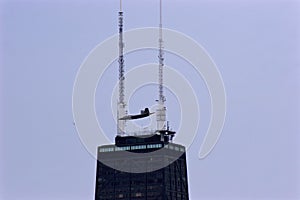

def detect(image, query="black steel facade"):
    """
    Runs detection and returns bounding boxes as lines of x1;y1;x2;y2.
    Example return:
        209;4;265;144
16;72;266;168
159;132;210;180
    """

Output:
94;134;189;200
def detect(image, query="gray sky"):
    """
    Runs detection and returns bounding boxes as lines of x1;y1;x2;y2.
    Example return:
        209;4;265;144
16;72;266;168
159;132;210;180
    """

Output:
1;0;300;199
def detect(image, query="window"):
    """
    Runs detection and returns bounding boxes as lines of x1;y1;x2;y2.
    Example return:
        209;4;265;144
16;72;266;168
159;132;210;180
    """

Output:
115;146;130;151
131;145;146;150
99;147;114;152
147;144;162;149
135;192;142;197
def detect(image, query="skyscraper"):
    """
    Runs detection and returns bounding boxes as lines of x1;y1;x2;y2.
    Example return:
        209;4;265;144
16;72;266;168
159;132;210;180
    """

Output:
94;1;189;199
94;134;189;200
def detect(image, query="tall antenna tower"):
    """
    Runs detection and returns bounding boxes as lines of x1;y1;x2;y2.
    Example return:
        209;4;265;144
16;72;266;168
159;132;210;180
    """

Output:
156;0;167;130
117;0;126;135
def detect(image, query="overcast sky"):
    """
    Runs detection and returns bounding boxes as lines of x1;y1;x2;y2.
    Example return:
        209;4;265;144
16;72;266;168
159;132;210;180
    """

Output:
1;0;300;199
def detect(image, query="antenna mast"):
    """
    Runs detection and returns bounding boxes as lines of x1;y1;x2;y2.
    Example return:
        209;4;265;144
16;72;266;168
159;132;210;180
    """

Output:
156;0;167;130
158;0;164;103
117;0;126;135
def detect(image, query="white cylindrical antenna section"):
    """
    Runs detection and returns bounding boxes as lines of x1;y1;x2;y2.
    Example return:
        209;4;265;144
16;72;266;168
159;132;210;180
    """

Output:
160;0;162;26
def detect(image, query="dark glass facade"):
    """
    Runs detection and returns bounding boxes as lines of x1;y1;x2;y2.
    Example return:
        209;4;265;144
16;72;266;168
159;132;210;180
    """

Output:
94;134;189;200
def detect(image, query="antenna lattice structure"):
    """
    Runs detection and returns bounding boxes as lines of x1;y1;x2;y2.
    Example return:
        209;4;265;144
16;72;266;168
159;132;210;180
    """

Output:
156;0;167;130
158;0;165;103
117;0;126;135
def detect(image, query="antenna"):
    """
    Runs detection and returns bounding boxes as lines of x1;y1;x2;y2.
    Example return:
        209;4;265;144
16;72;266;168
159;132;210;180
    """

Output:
117;0;126;135
158;0;164;103
156;0;167;130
